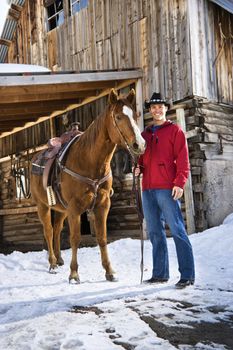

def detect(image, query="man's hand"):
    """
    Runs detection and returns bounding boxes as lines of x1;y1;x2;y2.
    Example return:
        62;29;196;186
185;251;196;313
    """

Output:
172;186;183;200
133;166;141;177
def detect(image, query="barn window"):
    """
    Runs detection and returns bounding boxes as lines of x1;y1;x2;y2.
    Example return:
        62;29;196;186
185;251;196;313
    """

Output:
70;0;88;15
46;0;64;31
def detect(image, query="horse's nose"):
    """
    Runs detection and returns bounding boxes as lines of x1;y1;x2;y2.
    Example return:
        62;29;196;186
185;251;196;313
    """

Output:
132;142;139;150
132;140;146;154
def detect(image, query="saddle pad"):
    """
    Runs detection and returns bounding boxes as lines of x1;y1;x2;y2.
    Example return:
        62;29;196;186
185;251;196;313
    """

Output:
31;150;48;176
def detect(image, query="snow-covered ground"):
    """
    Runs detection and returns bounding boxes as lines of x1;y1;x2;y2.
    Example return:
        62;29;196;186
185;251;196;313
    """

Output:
0;214;233;350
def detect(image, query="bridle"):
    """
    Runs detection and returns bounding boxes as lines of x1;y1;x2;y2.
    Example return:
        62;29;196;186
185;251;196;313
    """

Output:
110;105;138;161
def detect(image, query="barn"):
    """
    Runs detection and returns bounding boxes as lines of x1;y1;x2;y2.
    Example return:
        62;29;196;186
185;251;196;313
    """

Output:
0;0;232;252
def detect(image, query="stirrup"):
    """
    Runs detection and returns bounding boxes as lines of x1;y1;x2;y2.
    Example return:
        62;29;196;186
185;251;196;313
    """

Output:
46;186;56;206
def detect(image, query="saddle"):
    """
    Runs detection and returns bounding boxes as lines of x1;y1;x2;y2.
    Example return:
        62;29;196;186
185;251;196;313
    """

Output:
31;130;82;206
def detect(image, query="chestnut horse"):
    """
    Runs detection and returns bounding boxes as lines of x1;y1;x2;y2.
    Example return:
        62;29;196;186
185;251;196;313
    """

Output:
30;89;145;283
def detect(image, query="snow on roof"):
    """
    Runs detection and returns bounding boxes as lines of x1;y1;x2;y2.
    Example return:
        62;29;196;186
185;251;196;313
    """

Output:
0;2;10;37
0;63;51;73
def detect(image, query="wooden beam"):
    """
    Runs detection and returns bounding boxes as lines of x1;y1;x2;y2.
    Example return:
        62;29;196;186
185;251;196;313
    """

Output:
0;113;47;121
0;99;80;115
11;3;23;12
0;90;95;104
0;206;38;216
185;128;200;139
8;7;21;20
0;70;143;87
0;38;12;47
0;144;47;163
176;108;196;234
0;81;117;97
135;78;144;132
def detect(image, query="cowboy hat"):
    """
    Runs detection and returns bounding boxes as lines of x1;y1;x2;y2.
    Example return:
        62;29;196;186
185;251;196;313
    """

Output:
144;92;170;109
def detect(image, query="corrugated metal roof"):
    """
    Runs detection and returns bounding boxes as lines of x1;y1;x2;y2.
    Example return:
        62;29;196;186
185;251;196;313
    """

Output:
0;0;26;62
209;0;233;14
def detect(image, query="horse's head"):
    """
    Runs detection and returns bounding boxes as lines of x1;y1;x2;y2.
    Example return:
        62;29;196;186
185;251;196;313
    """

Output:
107;89;146;157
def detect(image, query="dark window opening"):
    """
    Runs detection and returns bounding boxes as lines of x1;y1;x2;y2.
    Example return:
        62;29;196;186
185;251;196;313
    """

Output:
46;0;64;31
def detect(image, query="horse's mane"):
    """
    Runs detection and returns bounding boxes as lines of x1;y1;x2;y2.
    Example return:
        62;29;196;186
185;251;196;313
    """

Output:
77;107;109;150
74;96;131;151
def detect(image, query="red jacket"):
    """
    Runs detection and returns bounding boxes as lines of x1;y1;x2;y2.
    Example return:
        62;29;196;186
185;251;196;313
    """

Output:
138;121;190;190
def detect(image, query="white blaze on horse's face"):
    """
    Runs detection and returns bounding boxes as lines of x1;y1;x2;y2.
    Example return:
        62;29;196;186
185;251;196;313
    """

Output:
122;105;146;154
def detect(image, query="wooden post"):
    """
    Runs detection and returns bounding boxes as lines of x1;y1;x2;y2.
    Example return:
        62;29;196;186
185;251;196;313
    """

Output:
49;117;56;138
176;108;196;234
135;78;144;131
135;78;147;239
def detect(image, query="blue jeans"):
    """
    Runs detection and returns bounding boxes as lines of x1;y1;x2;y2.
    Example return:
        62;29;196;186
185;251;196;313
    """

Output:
142;189;195;281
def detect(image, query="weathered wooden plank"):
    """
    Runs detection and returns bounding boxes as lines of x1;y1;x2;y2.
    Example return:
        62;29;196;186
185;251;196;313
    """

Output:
204;123;233;136
176;108;196;233
0;206;38;217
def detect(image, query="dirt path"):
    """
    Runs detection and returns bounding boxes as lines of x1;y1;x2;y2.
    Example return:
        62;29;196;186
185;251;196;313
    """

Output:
71;297;233;349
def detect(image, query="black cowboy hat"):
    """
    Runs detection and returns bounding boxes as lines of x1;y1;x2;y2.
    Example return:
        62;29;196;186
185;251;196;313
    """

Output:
144;92;170;109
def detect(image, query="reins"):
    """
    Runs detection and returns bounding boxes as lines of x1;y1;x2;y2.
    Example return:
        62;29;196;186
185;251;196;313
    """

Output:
132;164;144;284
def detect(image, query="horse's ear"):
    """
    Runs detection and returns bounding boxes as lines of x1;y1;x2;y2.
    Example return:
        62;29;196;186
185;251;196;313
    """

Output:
108;89;118;105
126;89;136;105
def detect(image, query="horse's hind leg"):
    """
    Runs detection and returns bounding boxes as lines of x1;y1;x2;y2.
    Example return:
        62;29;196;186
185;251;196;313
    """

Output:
93;207;116;281
53;211;67;266
37;204;57;271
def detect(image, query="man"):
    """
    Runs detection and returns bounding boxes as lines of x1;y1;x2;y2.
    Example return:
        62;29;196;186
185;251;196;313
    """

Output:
135;92;195;288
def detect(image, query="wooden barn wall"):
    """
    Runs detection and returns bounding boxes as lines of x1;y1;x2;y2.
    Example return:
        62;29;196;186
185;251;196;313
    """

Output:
7;0;192;102
0;157;44;252
7;0;232;104
188;0;233;104
175;99;233;230
0;121;51;158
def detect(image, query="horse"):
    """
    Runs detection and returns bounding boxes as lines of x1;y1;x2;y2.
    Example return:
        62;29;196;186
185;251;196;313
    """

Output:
30;88;146;283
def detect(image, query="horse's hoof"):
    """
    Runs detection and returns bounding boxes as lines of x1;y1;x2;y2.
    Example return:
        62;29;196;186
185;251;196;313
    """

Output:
57;257;64;266
49;265;58;274
69;276;80;284
106;273;118;282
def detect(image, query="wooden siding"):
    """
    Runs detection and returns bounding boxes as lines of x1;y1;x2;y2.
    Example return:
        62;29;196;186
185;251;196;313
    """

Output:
174;98;233;230
0;121;51;158
0;156;44;252
6;0;232;104
5;0;190;102
188;0;233;103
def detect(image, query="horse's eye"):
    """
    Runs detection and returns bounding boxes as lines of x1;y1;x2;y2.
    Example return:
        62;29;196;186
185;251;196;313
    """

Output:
116;115;122;121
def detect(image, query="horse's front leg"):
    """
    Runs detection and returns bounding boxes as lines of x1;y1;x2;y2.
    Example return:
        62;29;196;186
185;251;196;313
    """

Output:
37;204;57;271
93;203;117;282
67;212;81;283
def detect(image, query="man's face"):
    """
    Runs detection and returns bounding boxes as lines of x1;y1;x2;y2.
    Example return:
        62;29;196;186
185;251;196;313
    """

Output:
150;103;167;121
